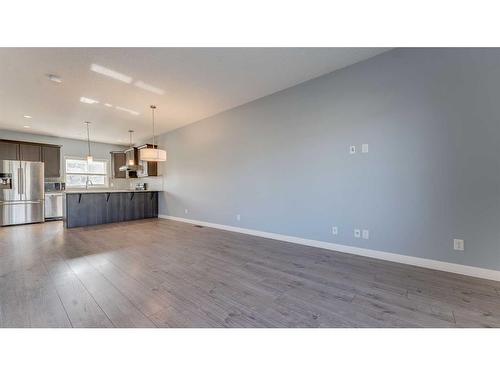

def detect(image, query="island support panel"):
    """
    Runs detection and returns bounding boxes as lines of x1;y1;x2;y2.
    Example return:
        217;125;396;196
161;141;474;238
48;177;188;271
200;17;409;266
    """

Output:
65;192;158;228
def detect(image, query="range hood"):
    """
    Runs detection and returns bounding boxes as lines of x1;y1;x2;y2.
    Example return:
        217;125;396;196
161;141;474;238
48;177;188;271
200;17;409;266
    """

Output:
118;164;141;172
119;147;142;172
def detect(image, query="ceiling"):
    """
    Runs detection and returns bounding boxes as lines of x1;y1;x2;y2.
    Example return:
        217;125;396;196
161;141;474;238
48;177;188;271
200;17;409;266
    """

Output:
0;48;389;145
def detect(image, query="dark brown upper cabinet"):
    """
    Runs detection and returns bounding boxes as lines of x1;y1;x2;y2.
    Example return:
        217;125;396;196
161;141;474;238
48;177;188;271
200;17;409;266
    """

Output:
1;139;61;178
19;143;42;162
0;141;19;160
42;145;61;178
111;151;127;179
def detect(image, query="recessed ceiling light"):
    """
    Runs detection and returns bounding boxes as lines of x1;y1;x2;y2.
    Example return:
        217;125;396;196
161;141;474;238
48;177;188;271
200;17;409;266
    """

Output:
134;80;165;95
45;74;62;83
116;106;140;116
104;103;113;107
90;64;132;84
80;96;99;104
23;115;32;119
23;125;31;128
46;74;62;83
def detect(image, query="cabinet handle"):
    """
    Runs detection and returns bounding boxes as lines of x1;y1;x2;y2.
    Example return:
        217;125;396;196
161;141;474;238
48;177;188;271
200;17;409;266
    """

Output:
106;193;111;202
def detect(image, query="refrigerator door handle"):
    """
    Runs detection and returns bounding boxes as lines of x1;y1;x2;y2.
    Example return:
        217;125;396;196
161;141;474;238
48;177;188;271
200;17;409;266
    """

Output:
18;168;23;196
23;165;26;197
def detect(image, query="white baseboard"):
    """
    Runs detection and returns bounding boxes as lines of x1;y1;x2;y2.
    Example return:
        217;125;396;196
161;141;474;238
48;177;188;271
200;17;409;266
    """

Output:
159;215;500;282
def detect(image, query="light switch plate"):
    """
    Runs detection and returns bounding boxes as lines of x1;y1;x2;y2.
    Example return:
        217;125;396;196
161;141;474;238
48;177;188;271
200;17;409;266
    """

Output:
362;144;369;153
349;145;356;154
332;226;338;235
454;239;465;251
354;229;361;238
362;229;369;239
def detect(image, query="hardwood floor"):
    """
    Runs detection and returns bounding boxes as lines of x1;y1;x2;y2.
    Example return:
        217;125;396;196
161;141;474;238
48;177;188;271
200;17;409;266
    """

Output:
1;218;500;328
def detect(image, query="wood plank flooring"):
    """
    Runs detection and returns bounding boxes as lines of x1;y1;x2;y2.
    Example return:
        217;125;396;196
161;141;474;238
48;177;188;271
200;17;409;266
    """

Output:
1;218;500;328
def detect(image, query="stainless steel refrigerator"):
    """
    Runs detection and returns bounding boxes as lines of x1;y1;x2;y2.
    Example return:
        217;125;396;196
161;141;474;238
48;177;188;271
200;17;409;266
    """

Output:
0;160;44;226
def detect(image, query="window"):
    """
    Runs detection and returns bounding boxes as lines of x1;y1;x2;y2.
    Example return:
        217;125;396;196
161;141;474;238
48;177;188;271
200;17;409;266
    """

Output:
65;157;108;188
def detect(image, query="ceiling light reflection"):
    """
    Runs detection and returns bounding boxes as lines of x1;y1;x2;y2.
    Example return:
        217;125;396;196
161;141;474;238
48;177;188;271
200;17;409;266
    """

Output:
80;97;99;104
116;106;140;116
90;64;132;84
134;80;165;95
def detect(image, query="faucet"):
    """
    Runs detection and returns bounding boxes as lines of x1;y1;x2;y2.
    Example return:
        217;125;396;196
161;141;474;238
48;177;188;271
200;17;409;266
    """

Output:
85;178;94;190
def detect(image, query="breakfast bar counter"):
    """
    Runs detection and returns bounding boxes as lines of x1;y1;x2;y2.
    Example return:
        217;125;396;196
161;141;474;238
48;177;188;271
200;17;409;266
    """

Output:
64;190;159;228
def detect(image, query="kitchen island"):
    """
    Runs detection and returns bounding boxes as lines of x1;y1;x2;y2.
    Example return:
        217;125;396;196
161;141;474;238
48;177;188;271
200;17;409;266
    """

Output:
64;190;159;228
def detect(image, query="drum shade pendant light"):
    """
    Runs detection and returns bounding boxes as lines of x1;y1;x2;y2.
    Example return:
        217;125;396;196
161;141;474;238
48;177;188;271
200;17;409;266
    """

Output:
85;121;93;163
140;105;167;162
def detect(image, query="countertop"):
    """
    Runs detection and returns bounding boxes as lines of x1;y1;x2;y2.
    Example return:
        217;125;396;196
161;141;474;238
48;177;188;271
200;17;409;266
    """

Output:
64;189;160;194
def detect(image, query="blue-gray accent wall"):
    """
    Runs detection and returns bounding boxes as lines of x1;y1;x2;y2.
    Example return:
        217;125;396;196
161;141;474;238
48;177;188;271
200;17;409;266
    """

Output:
158;48;500;271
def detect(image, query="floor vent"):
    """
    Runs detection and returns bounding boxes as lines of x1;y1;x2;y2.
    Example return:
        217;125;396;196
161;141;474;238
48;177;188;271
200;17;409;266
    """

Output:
194;225;204;228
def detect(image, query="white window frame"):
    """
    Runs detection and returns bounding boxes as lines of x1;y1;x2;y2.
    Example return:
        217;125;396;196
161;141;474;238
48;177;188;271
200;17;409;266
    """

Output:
64;156;109;188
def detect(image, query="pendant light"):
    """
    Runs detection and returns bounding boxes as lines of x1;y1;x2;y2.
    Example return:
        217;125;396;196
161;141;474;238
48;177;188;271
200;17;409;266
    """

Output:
85;121;93;163
127;130;135;166
139;105;167;162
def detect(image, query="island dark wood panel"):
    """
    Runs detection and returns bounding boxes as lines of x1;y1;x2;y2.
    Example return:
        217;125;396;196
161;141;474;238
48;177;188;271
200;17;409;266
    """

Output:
65;192;158;228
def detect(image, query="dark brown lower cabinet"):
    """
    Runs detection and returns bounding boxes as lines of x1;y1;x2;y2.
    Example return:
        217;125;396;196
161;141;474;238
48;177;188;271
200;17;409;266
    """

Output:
65;192;159;228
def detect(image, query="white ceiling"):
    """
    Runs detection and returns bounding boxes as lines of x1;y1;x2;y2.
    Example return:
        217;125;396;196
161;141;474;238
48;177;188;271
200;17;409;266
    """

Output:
0;48;389;145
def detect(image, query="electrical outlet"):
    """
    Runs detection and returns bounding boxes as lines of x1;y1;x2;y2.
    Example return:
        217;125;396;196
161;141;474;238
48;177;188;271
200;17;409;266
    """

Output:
354;229;361;238
184;208;189;214
332;226;338;235
362;144;369;153
362;229;369;239
349;145;356;154
453;239;464;251
236;214;241;221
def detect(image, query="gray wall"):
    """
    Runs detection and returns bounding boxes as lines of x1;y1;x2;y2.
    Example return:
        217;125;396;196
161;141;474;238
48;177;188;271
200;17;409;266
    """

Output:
0;128;125;181
1;49;496;270
158;49;498;271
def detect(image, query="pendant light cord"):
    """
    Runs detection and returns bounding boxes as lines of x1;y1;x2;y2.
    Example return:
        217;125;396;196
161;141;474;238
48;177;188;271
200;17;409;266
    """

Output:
86;121;91;158
151;105;156;149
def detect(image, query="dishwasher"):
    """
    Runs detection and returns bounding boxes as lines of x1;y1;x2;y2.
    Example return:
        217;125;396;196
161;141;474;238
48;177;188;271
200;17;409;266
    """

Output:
45;192;64;220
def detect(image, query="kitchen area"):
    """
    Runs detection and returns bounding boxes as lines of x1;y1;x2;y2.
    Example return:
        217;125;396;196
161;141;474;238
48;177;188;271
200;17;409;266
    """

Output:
0;134;163;229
